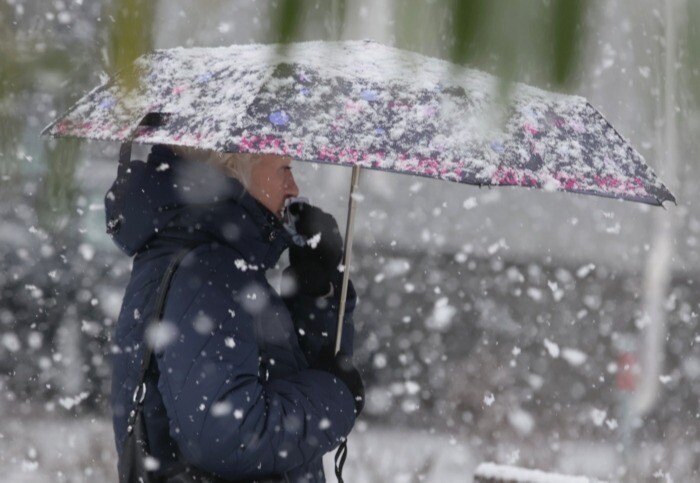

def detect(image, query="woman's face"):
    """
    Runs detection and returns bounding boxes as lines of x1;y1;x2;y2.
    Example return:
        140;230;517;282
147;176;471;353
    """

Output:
247;154;299;219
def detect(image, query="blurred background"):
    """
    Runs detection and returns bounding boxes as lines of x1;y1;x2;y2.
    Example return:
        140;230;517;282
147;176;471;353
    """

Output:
1;1;699;481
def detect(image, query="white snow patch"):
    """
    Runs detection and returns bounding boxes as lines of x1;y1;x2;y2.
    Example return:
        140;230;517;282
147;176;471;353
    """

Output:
382;258;411;278
462;197;478;210
562;348;587;367
217;22;232;33
78;243;95;261
234;259;258;271
659;374;672;384
605;222;621;234
405;381;420;395
653;469;674;482
426;297;457;331
373;353;387;369
144;456;160;471
211;401;232;417
145;321;179;350
475;462;600;483
400;399;419;413
543;339;560;358
193;313;214;334
27;331;43;349
547;280;564;301
590;408;607;426
508;408;535;435
576;263;595;278
487;238;508;255
58;392;90;410
24;284;43;299
306;233;321;249
527;287;543;302
409;182;423;193
2;333;21;352
483;392;495;406
21;460;39;472
350;192;365;202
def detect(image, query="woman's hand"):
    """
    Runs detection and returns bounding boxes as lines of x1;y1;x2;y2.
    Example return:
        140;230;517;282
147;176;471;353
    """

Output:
286;203;343;297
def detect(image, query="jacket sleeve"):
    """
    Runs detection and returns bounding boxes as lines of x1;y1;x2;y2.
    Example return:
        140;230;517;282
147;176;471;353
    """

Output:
282;272;357;365
155;275;357;480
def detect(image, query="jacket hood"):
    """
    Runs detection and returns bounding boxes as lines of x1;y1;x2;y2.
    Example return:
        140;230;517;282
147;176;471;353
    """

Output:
105;145;292;267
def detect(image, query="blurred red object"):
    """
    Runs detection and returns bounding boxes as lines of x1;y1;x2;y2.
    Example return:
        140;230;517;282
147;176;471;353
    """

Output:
616;352;639;392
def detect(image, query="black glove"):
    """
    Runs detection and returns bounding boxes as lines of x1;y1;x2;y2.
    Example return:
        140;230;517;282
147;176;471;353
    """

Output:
286;203;344;297
313;352;365;416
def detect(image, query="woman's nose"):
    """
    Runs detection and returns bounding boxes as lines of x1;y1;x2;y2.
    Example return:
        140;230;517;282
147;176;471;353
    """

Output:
286;173;299;198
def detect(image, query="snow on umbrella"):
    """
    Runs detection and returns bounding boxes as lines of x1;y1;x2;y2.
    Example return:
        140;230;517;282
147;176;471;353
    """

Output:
42;40;674;206
42;40;676;352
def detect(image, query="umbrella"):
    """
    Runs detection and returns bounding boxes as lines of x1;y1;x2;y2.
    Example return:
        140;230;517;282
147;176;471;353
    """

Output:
42;40;676;352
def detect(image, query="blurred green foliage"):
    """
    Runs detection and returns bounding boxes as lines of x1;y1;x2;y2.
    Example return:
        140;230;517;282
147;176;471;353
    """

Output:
107;0;156;92
275;0;304;44
685;0;700;109
551;0;586;86
448;0;487;67
274;0;346;54
0;3;22;180
360;0;589;89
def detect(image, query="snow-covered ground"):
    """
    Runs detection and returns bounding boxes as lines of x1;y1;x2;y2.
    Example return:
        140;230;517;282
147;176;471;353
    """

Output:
0;412;662;483
1;414;116;483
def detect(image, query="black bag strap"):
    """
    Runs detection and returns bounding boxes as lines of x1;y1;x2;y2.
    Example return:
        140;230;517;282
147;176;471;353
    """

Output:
131;244;199;407
334;439;348;483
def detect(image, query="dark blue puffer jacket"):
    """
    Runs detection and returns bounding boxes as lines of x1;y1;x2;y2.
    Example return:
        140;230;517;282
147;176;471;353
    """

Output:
107;145;357;482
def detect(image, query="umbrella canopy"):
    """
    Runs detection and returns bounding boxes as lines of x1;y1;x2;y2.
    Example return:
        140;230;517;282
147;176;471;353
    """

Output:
43;40;675;206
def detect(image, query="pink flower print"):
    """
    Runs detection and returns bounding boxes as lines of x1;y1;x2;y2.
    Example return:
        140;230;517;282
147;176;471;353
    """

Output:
345;101;363;113
524;123;539;136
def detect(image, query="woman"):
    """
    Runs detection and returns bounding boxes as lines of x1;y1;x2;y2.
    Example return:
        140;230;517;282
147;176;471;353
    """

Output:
106;144;363;482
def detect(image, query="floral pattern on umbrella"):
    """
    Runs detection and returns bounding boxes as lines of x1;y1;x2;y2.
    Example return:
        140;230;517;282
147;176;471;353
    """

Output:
43;40;675;206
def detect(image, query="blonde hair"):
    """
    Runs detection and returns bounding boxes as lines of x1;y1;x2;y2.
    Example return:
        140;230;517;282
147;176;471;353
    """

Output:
168;145;259;189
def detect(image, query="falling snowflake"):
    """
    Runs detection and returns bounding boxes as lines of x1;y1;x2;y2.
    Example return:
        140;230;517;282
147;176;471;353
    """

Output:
306;233;321;249
561;348;587;366
543;339;560;358
591;408;607;426
144;456;160;471
58;392;90;410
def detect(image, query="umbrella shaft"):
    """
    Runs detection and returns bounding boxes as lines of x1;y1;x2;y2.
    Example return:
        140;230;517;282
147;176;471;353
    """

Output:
335;166;361;355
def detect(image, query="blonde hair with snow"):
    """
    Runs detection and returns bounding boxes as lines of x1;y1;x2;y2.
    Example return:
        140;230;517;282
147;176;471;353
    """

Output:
168;145;259;189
